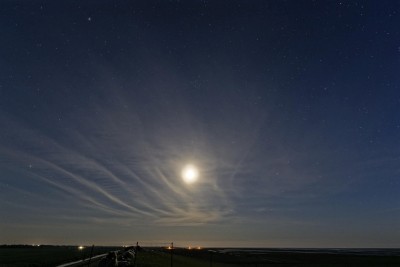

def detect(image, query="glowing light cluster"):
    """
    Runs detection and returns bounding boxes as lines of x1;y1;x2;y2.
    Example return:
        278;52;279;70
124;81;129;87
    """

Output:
187;246;202;250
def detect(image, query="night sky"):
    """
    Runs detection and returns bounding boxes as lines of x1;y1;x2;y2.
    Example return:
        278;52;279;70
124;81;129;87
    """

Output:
1;1;400;248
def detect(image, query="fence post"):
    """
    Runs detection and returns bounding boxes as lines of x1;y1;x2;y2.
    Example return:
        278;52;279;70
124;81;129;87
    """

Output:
133;242;138;267
170;242;173;267
87;245;94;267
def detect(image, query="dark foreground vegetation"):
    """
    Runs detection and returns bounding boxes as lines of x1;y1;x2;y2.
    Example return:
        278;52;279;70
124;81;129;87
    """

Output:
169;247;400;267
1;245;400;267
0;245;118;267
182;248;400;267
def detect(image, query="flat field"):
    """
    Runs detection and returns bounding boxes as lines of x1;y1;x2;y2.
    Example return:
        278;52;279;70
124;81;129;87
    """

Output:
132;249;235;267
0;245;116;267
159;249;400;267
2;246;400;267
135;248;400;267
200;249;400;267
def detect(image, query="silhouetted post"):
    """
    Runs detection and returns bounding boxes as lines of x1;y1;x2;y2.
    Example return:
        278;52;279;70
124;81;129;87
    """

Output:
81;248;86;262
209;250;213;267
133;242;138;267
87;245;94;267
170;242;173;267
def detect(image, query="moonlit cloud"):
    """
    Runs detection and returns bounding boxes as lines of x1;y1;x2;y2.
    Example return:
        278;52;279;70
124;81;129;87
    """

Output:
0;70;266;231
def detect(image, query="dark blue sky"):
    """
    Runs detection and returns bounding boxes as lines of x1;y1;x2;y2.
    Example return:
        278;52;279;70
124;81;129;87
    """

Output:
1;0;399;247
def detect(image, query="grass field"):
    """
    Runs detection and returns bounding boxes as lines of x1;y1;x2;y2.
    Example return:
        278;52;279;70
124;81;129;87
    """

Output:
0;245;117;267
1;246;400;267
133;249;235;267
136;248;400;267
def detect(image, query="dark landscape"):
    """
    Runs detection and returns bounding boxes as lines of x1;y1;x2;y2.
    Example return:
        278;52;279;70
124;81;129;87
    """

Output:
1;245;400;267
0;245;117;267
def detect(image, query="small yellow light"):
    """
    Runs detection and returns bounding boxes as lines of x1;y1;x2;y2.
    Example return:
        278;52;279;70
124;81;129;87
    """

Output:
78;246;84;250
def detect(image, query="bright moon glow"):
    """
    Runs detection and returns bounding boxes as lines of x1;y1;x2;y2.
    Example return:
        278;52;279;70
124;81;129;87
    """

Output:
181;164;199;184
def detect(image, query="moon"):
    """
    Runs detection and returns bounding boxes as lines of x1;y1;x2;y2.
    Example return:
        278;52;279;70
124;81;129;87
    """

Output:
181;164;199;184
